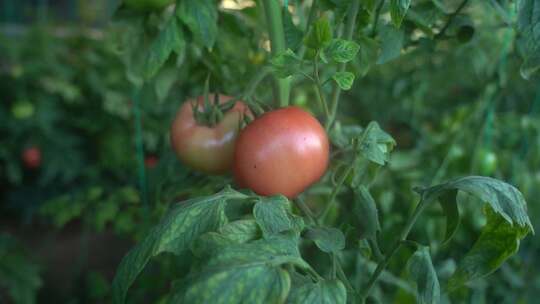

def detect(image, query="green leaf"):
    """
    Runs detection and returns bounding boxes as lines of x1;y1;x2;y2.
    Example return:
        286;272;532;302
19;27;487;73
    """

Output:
354;186;381;239
253;196;293;237
219;219;261;243
358;121;397;165
304;17;333;50
324;39;360;63
517;0;540;79
376;24;404;64
438;189;460;244
112;188;246;304
287;279;347;304
178;234;305;304
177;0;218;49
421;176;533;231
407;246;441;304
144;17;185;79
447;206;531;290
305;227;345;253
390;0;412;28
417;176;534;289
271;49;303;78
283;7;303;51
356;36;379;77
154;67;180;101
332;71;355;90
0;234;42;304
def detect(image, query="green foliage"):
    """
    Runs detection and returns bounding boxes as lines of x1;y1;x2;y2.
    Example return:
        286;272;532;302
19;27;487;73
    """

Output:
304;17;333;50
407;246;440;304
177;0;218;49
287;279;346;304
2;0;539;303
517;0;540;79
390;0;412;28
0;234;42;304
112;187;242;303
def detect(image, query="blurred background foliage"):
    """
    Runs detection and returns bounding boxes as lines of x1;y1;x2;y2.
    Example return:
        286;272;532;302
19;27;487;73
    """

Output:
0;0;538;303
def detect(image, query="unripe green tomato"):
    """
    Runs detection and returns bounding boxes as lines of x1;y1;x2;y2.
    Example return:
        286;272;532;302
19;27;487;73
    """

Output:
11;101;35;119
477;149;497;176
124;0;175;11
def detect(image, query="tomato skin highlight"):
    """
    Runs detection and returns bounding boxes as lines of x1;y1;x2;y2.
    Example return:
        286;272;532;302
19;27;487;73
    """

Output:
233;106;329;198
170;94;251;175
22;146;41;169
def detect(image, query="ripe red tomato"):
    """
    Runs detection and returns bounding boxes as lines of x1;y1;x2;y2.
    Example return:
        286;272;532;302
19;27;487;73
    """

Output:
22;146;41;169
145;155;159;168
233;106;329;198
170;94;251;174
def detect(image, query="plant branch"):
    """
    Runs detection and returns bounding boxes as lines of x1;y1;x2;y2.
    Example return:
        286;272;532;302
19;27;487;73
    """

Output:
314;53;330;117
325;0;361;130
295;197;321;226
243;66;272;99
299;0;319;58
361;197;430;300
435;0;470;39
262;0;290;107
319;164;353;222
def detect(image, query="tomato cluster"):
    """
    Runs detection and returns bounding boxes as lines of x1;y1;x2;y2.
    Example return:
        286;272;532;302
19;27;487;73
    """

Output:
171;97;329;198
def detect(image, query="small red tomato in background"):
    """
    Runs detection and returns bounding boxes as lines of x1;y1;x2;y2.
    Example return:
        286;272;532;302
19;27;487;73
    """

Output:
144;155;159;169
233;106;329;198
22;146;41;169
170;94;251;174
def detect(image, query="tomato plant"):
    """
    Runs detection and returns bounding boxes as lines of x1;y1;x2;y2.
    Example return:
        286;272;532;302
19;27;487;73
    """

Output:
2;0;539;303
107;0;535;303
109;1;536;303
170;94;251;174
234;106;329;198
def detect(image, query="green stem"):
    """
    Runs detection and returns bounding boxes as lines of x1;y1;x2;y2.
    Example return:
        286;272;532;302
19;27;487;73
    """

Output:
314;53;330;116
262;0;290;107
243;66;272;99
361;198;429;300
435;0;470;39
319;164;353;221
295;197;320;226
370;0;385;37
325;0;361;130
298;0;319;58
336;260;356;292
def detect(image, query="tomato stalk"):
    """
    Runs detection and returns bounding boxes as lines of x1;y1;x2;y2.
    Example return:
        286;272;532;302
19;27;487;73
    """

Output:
313;51;331;117
326;0;361;130
370;0;385;37
298;0;319;58
361;196;430;302
320;121;377;222
262;0;290;107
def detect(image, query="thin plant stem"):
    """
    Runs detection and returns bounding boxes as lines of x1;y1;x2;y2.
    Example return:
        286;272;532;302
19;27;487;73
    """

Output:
361;198;430;301
435;0;470;39
299;0;319;58
370;0;385;37
325;0;361;130
262;0;290;107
